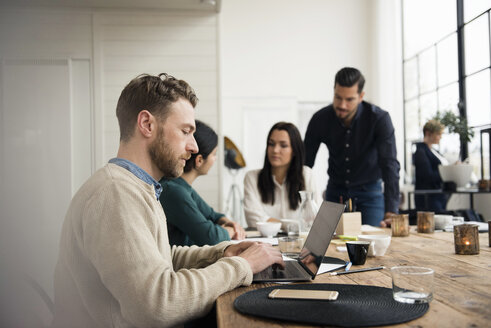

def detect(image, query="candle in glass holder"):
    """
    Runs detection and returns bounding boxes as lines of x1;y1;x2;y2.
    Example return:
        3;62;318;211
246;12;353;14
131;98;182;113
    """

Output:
478;179;489;191
454;224;479;255
391;214;409;237
417;211;434;233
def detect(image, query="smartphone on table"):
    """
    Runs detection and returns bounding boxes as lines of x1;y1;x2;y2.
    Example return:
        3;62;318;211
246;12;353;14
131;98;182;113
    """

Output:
268;289;339;301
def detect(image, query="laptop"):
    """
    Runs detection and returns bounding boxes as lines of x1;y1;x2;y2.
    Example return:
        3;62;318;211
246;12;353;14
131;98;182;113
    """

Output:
253;200;345;282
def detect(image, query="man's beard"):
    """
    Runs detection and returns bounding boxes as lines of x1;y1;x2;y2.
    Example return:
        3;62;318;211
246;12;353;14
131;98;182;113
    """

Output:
148;126;185;178
334;106;353;122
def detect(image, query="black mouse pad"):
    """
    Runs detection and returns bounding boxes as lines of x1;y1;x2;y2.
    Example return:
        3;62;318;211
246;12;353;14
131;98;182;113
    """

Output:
234;283;429;327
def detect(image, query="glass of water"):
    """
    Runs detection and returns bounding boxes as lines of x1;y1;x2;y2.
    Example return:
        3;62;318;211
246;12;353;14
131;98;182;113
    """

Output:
390;266;434;304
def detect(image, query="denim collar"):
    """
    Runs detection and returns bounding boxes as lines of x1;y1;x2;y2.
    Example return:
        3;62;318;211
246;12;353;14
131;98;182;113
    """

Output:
108;158;162;200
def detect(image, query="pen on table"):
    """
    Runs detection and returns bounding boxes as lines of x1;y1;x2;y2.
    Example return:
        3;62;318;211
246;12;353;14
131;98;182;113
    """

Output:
329;266;385;276
345;262;352;271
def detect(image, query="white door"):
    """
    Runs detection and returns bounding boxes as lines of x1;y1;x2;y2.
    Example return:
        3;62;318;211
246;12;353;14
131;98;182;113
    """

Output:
0;58;92;296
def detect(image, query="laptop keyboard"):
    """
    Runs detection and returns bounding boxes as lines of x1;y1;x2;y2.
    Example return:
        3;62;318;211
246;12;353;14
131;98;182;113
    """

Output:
255;261;307;280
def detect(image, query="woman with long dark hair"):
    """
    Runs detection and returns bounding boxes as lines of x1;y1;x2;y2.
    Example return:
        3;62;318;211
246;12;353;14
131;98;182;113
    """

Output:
160;120;245;246
243;122;321;227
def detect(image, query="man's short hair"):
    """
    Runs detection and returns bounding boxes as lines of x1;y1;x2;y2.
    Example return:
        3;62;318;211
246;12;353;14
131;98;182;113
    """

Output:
334;67;365;93
423;119;445;136
116;73;198;142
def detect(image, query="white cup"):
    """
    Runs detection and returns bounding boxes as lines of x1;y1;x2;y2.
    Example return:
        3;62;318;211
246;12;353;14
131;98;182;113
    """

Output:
357;234;391;256
434;215;453;230
441;216;465;231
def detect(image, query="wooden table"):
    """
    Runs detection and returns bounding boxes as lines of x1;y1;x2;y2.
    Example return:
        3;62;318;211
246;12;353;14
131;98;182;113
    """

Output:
216;228;491;327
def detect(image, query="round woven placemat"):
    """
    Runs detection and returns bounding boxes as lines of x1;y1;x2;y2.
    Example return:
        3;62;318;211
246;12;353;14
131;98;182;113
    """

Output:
234;283;429;327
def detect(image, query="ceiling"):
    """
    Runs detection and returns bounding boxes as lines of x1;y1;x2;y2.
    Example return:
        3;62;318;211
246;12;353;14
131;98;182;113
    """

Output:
0;0;221;12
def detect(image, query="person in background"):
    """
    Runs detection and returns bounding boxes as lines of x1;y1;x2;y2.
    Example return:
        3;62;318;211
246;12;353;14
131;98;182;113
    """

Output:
243;122;321;227
304;67;400;227
413;119;448;212
52;73;283;328
160;120;246;246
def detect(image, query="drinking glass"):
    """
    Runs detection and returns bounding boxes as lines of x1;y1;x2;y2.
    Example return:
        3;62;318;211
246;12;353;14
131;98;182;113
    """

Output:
391;266;434;304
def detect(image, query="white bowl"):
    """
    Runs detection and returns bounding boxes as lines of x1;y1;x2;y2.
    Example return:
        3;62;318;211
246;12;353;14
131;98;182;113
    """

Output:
438;164;473;188
357;234;391;256
256;222;281;238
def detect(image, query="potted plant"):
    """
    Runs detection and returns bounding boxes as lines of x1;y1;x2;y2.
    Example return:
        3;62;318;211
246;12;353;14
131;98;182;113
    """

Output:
431;110;475;188
432;110;474;159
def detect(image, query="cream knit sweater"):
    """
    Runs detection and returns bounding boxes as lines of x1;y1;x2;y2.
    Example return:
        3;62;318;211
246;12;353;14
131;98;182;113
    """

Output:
52;164;252;328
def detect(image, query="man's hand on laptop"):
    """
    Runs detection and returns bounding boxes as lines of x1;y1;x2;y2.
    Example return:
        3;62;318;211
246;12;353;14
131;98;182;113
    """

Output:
224;241;285;273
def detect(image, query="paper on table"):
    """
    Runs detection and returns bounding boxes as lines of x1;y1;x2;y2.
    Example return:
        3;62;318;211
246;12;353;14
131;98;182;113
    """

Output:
245;230;262;238
318;262;346;275
282;255;345;274
361;224;384;232
230;237;278;245
444;221;488;232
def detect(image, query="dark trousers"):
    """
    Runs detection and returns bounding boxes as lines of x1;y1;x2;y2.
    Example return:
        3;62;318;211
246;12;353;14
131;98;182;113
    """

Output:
184;304;217;328
415;193;448;212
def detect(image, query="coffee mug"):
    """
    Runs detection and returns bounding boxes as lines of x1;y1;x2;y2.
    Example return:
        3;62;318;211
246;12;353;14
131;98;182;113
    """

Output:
434;215;453;230
346;241;370;265
357;235;391;257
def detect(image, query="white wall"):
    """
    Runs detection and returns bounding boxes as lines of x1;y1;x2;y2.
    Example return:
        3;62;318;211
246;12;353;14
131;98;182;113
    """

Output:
0;8;93;297
219;0;405;222
0;6;221;298
94;10;221;208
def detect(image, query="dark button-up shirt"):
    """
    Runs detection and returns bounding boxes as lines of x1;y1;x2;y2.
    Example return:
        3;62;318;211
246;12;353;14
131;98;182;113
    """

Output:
304;101;400;213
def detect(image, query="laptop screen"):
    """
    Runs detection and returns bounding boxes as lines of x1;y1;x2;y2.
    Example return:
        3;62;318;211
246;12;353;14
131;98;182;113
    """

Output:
297;201;345;277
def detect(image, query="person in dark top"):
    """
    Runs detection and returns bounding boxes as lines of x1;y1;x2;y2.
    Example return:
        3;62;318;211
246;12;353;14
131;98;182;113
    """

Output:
160;120;246;246
304;67;400;227
413;120;448;212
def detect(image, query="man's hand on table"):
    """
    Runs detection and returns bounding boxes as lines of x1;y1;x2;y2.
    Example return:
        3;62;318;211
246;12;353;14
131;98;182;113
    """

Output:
220;217;246;240
223;221;246;240
224;241;285;274
379;212;397;228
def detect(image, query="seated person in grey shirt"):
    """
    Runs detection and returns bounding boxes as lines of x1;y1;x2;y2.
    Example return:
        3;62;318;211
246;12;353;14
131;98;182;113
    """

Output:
160;120;246;246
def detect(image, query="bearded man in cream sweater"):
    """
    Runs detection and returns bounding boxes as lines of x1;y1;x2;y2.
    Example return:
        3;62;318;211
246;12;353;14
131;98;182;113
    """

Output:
52;73;284;328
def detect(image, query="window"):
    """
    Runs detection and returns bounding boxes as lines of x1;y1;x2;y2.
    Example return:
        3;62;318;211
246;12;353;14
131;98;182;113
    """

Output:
402;0;491;181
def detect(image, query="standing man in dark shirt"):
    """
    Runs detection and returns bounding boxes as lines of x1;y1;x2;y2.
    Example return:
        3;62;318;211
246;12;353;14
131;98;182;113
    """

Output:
304;67;400;226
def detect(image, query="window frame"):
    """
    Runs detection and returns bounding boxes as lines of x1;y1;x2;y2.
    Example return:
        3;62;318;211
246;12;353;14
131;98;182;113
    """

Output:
402;0;491;174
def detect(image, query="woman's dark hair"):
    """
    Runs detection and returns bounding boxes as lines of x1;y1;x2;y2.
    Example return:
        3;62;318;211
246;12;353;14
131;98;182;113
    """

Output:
334;67;365;93
258;122;305;210
183;120;218;173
